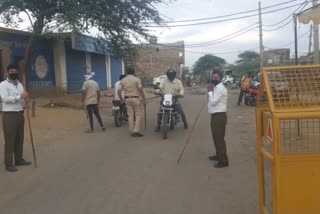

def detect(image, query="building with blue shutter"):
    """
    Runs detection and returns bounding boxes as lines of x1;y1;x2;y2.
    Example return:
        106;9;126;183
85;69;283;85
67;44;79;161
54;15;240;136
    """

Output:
0;27;124;95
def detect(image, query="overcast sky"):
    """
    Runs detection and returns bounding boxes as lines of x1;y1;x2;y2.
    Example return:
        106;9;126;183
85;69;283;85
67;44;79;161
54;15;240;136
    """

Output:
0;0;316;68
148;0;315;67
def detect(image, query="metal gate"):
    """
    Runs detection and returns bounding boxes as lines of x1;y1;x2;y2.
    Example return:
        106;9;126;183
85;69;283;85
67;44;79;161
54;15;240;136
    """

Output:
256;65;320;214
91;53;107;90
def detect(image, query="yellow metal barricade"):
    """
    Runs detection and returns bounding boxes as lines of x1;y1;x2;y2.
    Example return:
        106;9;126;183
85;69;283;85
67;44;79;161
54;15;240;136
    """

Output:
256;65;320;214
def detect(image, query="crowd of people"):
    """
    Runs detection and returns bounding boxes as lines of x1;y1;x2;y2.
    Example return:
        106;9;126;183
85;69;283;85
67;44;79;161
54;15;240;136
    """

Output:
0;64;230;172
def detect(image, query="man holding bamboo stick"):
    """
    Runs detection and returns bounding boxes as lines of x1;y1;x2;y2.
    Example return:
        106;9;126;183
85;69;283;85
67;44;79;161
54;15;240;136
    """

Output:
0;64;31;172
207;70;229;168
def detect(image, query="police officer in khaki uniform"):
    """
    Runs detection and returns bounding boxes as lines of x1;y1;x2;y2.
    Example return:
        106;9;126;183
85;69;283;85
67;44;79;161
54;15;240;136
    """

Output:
118;68;145;137
155;69;188;131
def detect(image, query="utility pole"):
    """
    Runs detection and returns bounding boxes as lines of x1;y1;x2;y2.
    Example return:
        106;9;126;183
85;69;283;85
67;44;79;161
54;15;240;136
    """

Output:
313;0;319;64
259;2;264;72
294;14;299;65
308;24;313;55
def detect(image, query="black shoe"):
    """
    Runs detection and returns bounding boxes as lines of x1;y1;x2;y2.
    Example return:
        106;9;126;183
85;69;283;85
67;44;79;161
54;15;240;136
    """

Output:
154;126;161;132
101;126;106;131
184;123;188;129
214;161;229;168
5;165;18;172
131;132;144;137
16;159;32;166
208;155;219;161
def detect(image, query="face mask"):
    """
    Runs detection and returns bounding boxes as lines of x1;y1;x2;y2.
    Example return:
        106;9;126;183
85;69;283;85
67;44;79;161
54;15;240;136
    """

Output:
211;80;220;86
211;79;220;86
9;73;19;80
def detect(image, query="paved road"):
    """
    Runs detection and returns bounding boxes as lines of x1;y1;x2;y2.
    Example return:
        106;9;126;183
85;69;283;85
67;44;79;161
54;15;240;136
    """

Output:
0;88;258;214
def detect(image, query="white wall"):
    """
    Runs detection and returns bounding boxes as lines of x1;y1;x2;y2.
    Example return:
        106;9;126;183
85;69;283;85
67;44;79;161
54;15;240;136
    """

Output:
85;52;91;74
106;55;112;88
122;59;125;75
53;40;67;93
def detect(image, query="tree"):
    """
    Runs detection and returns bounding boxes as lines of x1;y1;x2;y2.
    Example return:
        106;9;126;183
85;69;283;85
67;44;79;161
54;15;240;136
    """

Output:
192;54;226;76
234;51;260;79
236;51;259;63
0;0;166;84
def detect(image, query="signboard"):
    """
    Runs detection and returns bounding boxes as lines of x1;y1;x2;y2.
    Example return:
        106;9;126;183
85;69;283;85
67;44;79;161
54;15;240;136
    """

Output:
266;119;273;141
71;32;109;55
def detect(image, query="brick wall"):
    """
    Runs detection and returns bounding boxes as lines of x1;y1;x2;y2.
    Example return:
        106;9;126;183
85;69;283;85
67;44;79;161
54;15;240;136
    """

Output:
263;49;290;65
132;41;184;85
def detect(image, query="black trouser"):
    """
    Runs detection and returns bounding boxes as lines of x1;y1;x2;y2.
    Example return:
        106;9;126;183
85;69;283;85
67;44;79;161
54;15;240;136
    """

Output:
86;104;104;131
210;112;228;162
238;88;246;105
2;111;25;166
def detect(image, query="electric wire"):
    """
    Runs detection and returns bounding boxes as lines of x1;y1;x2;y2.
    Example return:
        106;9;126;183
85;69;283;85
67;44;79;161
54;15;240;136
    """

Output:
263;0;308;27
144;1;310;28
144;0;309;24
179;22;258;48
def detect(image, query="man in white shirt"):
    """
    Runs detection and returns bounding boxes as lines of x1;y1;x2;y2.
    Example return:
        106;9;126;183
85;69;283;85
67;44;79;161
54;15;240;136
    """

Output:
81;73;105;133
0;64;31;172
207;70;229;168
114;74;126;101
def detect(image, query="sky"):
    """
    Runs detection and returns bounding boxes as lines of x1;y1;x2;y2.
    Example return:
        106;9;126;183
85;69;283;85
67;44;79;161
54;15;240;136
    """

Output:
0;0;316;68
148;0;315;67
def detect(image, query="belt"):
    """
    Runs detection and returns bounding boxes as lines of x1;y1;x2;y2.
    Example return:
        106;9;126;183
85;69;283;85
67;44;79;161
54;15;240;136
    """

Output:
3;111;24;114
125;96;139;99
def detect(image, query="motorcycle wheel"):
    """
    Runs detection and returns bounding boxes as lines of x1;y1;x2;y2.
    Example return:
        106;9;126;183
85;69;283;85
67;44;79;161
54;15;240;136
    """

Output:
251;97;257;106
162;112;169;140
244;95;249;105
114;110;122;127
170;115;176;130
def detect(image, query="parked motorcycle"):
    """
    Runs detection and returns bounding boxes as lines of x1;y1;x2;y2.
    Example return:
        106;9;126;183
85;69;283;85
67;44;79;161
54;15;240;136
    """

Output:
112;100;127;127
245;81;260;106
160;94;181;139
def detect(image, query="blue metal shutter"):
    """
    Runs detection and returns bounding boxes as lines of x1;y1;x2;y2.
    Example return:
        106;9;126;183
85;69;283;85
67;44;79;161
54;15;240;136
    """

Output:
65;42;86;93
91;53;107;90
110;57;123;88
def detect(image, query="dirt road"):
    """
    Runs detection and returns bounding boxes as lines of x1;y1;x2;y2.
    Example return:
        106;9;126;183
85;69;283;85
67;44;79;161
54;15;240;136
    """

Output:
0;88;258;214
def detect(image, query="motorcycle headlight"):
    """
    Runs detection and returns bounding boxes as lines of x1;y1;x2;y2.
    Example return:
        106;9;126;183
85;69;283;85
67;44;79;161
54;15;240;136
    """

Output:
163;100;172;106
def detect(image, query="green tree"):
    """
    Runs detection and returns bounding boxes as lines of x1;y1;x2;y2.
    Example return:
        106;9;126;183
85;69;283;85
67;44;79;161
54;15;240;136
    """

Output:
236;51;259;63
234;51;260;79
0;0;166;82
192;54;226;76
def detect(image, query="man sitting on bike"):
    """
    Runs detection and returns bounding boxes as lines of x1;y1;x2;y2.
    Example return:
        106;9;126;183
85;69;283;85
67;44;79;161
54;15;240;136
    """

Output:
155;68;188;131
114;74;127;119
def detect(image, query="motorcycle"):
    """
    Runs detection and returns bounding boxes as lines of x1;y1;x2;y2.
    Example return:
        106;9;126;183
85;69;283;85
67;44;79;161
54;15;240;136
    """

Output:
244;80;260;106
112;100;127;127
159;94;180;139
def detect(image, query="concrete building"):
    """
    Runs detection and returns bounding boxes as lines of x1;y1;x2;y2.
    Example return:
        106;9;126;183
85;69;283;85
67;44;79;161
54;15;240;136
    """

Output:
264;49;290;65
0;27;124;95
126;39;185;85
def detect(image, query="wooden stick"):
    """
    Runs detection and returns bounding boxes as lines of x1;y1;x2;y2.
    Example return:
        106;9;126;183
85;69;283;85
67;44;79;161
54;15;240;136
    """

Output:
144;103;147;130
26;102;38;168
177;95;207;164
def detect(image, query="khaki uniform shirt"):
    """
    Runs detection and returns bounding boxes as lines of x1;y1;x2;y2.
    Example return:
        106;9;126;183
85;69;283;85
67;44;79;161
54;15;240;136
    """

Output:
160;78;184;96
241;75;252;90
119;75;142;97
81;79;99;105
